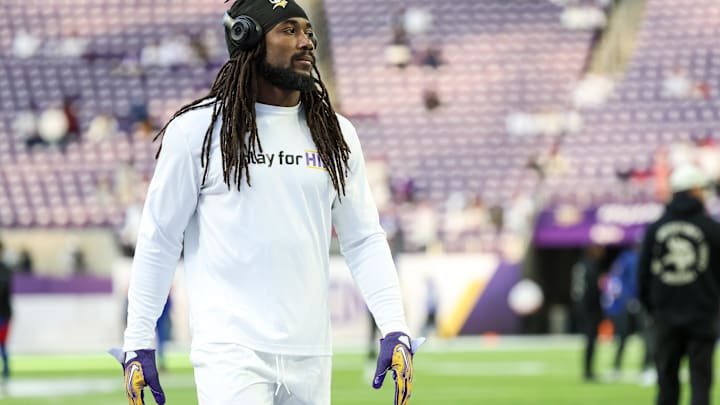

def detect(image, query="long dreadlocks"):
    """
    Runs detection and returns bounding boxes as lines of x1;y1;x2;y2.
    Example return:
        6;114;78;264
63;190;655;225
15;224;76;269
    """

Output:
153;26;350;197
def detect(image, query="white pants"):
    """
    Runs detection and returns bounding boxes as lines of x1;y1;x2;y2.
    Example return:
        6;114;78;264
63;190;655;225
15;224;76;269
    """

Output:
190;344;332;405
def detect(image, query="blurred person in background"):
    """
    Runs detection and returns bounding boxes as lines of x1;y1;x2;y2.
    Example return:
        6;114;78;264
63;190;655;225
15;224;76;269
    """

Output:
12;30;41;59
603;240;655;384
12;101;47;150
418;43;442;70
421;276;438;337
85;112;119;143
0;242;12;381
385;8;411;69
638;164;720;405
36;97;81;152
571;244;605;381
117;1;420;404
140;39;163;68
57;30;89;59
405;198;439;252
61;97;81;143
16;248;33;275
128;98;151;127
422;88;441;111
155;295;172;372
189;30;213;68
37;103;69;148
70;247;88;275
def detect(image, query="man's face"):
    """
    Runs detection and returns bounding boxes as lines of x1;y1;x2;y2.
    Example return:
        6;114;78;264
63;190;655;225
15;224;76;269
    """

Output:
258;17;316;92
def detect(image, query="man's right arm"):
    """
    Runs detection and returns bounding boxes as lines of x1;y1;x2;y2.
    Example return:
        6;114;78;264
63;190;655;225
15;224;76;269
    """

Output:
123;121;200;351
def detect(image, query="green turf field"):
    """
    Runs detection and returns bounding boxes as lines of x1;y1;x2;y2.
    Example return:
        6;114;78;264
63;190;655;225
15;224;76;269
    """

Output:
0;337;712;404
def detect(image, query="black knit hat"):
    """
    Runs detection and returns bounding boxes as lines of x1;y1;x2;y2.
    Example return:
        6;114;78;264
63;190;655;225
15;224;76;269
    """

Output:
225;0;309;56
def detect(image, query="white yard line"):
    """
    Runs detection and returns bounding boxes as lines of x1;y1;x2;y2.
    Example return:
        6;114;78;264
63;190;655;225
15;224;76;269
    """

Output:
426;361;547;376
0;375;196;398
333;335;593;354
336;360;548;376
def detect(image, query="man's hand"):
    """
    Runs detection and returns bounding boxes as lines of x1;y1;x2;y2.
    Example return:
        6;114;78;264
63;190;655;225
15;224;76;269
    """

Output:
372;332;424;405
109;348;166;405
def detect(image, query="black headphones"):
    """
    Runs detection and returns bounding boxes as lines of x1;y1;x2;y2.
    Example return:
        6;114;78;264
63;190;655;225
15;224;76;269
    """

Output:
223;11;318;52
223;12;263;51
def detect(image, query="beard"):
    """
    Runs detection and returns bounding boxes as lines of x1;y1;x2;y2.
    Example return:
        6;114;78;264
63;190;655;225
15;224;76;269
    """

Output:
257;59;316;92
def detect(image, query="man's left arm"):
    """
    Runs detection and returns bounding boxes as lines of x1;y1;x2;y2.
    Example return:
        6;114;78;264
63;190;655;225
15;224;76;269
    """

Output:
331;117;409;337
331;118;419;403
636;226;654;312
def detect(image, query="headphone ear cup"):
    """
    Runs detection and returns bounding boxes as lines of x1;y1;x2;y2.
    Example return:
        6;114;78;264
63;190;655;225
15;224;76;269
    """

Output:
223;13;263;50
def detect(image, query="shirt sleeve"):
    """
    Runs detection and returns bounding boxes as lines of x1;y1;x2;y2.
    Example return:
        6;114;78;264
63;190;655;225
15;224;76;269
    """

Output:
123;121;200;351
637;226;655;313
331;118;410;337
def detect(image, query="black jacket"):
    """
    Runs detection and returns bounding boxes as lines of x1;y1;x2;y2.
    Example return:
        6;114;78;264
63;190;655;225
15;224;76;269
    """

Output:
637;192;720;336
571;256;603;318
0;262;11;319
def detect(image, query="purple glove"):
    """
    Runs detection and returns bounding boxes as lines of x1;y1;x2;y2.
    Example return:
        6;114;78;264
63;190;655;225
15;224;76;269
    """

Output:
109;348;166;405
372;332;419;405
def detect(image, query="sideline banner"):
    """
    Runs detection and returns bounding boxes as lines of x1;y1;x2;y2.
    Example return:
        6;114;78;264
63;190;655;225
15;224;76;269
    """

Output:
10;254;523;353
533;203;664;247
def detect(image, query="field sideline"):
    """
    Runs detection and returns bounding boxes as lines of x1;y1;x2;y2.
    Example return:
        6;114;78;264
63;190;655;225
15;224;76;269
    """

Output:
0;336;714;404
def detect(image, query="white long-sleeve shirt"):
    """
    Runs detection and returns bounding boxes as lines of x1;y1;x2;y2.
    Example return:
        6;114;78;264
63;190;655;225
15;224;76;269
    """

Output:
123;102;409;355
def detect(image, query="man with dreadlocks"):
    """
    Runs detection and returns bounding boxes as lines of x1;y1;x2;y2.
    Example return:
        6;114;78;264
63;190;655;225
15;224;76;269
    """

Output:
114;1;421;404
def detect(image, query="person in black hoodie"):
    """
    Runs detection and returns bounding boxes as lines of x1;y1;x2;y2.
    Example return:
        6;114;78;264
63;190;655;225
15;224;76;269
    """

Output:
0;241;11;380
638;164;720;405
571;244;606;381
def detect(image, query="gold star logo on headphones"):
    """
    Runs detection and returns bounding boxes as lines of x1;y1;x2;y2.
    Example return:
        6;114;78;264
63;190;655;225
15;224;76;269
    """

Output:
268;0;288;9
